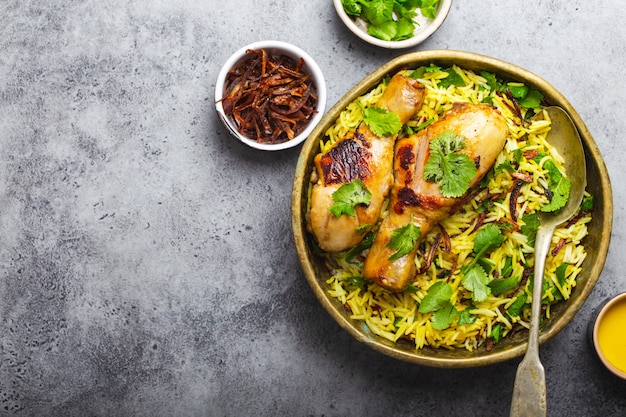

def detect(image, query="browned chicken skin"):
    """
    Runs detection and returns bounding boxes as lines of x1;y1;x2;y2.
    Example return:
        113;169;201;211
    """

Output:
307;74;426;252
363;102;508;291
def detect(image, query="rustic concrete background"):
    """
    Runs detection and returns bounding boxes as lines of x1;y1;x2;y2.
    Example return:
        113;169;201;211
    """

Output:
1;1;624;416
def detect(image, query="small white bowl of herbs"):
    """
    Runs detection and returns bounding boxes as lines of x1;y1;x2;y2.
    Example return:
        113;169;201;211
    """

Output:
333;0;452;49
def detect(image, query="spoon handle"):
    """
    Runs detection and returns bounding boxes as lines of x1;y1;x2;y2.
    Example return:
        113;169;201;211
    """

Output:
529;224;556;350
509;224;555;417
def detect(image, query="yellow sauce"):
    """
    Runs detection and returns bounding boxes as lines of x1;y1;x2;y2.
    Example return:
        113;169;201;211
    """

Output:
597;297;626;374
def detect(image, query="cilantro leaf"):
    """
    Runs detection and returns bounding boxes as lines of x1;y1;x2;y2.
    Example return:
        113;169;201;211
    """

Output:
424;130;477;198
361;0;394;26
340;0;362;15
473;224;505;255
387;221;421;261
538;158;571;212
480;71;499;92
329;179;372;217
461;263;491;302
555;263;568;287
343;275;368;291
341;0;441;42
521;213;540;246
344;231;375;262
425;64;442;73
367;20;398;41
393;17;416;40
458;305;477;325
507;294;527;318
404;284;419;294
504;81;543;109
418;281;452;313
396;3;419;21
362;106;403;137
431;301;458;330
580;195;594;212
519;89;543;108
477;257;496;274
409;66;426;80
501;256;514;278
418;281;459;331
507;83;528;100
542;279;564;303
543;159;563;181
491;323;503;343
368;16;416;41
541;176;571;212
533;152;550;163
488;276;520;296
460;224;505;302
419;0;441;19
438;68;467;88
495;160;515;174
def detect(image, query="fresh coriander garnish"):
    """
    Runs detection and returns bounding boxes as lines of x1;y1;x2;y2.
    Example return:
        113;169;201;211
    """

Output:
418;281;458;330
418;281;451;313
424;130;477;198
507;294;527;318
461;224;505;302
340;0;442;42
341;0;363;15
362;106;402;137
387;220;421;261
329;179;372;217
457;305;477;325
418;0;441;19
343;275;368;291
490;323;504;344
580;195;594;212
431;302;458;330
343;231;375;262
521;213;540;246
438;68;467;88
479;71;498;93
539;159;571;212
487;276;520;296
506;82;544;109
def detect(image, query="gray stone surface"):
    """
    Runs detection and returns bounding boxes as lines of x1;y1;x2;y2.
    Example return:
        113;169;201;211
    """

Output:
1;1;625;416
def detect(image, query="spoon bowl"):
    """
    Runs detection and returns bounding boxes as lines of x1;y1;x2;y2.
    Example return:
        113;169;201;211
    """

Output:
509;106;587;417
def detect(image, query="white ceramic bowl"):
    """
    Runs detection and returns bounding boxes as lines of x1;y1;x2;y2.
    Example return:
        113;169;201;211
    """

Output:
333;0;452;49
215;40;327;151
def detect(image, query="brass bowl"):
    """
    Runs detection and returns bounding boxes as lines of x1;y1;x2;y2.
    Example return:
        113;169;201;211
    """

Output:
291;50;613;368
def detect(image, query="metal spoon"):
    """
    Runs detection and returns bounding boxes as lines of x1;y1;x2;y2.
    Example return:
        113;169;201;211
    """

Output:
509;106;587;417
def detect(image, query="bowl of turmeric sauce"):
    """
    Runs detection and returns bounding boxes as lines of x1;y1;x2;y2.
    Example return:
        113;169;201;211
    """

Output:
592;292;626;379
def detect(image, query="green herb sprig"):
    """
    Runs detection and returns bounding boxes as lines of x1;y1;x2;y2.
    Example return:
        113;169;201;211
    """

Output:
424;130;477;198
340;0;442;42
537;157;571;213
461;224;505;302
362;106;402;137
387;220;421;261
329;179;372;217
418;281;458;330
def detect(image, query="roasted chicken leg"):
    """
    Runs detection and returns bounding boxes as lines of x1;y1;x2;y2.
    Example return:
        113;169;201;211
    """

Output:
363;102;508;291
307;74;426;252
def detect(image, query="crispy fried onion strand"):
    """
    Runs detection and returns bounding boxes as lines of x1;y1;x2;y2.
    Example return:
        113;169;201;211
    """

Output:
220;48;319;144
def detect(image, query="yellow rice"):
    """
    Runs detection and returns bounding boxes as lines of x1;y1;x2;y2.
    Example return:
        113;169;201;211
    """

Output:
315;65;592;351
